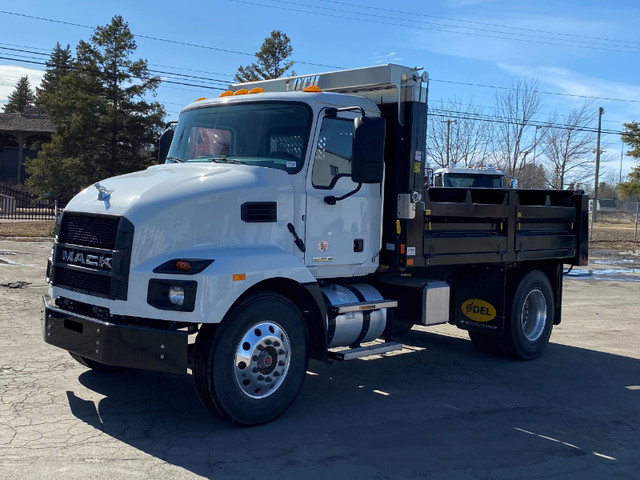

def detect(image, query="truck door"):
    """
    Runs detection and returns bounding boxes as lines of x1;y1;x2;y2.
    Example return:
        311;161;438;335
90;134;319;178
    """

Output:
304;112;383;277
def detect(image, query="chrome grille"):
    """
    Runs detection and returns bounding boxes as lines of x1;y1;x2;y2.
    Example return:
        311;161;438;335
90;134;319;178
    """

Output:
52;213;134;300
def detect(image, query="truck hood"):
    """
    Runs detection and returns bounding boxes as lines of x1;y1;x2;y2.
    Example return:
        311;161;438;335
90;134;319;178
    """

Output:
66;163;292;221
65;163;297;265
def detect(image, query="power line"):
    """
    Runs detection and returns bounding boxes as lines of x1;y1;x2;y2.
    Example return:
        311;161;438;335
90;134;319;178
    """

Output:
2;9;639;106
1;48;621;135
315;0;640;48
2;39;639;108
230;0;640;54
431;106;621;134
0;47;229;89
0;48;634;130
0;12;635;131
430;78;640;105
0;10;343;70
430;98;622;126
429;108;623;136
0;53;226;92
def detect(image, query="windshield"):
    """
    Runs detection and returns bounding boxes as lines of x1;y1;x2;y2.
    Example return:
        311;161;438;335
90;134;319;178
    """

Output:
444;173;504;188
167;101;312;172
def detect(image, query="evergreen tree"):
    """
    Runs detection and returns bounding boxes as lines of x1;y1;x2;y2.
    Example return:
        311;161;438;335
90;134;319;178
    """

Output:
38;43;73;103
618;122;640;199
235;31;295;82
618;167;640;200
621;122;640;159
3;76;35;113
26;15;165;202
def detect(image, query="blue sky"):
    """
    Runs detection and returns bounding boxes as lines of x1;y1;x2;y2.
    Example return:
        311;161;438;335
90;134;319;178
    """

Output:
0;0;638;178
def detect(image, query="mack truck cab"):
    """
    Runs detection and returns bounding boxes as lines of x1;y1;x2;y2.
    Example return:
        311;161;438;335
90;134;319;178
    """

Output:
428;165;517;189
43;64;587;425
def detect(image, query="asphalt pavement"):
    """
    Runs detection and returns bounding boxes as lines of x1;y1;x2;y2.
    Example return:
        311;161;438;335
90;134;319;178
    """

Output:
0;239;639;480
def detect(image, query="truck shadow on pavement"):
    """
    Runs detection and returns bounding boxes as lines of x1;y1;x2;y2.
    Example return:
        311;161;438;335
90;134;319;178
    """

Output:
66;330;640;479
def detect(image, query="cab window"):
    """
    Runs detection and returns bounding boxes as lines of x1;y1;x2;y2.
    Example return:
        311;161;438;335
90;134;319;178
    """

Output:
312;118;353;189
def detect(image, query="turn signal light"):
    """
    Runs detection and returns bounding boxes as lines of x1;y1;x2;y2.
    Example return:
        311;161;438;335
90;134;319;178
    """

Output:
176;260;192;272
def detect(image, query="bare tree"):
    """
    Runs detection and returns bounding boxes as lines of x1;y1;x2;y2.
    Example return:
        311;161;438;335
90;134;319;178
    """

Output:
541;101;598;190
492;77;544;179
427;97;494;168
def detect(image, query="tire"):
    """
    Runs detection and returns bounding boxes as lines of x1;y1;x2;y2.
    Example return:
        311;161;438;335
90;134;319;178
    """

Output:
69;352;122;372
193;292;308;426
500;270;554;360
468;331;500;355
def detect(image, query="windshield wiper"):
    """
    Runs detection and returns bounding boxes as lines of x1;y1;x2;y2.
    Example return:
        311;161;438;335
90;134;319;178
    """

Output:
165;156;184;163
205;155;248;165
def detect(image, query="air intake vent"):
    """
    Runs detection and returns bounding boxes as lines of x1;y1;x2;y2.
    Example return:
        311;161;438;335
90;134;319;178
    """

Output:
59;213;120;249
241;202;277;223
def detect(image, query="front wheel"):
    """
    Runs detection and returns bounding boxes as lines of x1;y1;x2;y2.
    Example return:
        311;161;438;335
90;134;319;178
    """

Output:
69;353;122;372
193;292;308;425
500;270;554;360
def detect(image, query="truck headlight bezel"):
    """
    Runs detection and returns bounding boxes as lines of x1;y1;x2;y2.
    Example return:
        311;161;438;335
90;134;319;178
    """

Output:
147;279;197;312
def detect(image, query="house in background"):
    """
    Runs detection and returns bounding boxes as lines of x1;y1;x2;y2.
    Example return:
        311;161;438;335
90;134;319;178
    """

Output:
0;111;54;184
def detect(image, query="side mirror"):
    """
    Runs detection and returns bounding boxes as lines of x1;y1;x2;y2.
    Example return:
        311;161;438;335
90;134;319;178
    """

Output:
351;116;385;184
425;167;434;187
504;176;518;189
158;126;175;164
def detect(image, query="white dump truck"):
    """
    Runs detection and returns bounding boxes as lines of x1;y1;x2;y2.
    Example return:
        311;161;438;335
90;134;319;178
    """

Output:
429;165;517;189
44;64;588;425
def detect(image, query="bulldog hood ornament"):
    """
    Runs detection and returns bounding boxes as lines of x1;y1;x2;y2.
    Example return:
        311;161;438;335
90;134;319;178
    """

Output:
94;183;112;209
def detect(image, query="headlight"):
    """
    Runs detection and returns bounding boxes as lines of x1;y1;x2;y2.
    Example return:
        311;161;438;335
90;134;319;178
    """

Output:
147;280;197;312
168;285;185;306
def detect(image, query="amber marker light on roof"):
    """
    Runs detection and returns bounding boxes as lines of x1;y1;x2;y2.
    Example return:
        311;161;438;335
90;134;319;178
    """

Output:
219;91;234;97
233;89;249;95
194;97;207;102
302;85;322;92
249;87;265;94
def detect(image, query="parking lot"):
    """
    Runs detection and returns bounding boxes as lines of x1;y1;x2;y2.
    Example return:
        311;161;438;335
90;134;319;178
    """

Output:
1;239;639;479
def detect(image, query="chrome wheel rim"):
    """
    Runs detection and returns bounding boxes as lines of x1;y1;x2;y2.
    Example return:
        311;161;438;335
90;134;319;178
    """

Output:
521;289;547;342
234;322;291;399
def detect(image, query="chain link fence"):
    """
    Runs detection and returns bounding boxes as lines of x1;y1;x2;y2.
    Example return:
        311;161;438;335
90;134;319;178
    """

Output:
592;200;640;242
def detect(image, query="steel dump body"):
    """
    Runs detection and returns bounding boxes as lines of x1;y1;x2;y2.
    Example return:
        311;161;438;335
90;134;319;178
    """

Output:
407;187;588;268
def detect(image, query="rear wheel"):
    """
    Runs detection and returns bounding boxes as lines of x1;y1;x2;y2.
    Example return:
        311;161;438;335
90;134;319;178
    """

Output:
468;331;500;355
500;270;554;360
193;292;308;425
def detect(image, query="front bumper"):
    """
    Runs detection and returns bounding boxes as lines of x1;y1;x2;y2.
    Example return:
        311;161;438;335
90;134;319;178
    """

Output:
43;295;189;374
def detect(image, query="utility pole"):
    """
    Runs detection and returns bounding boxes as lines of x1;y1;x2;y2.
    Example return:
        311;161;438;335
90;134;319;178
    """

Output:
444;119;457;167
593;107;604;224
532;125;541;189
620;140;624;184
